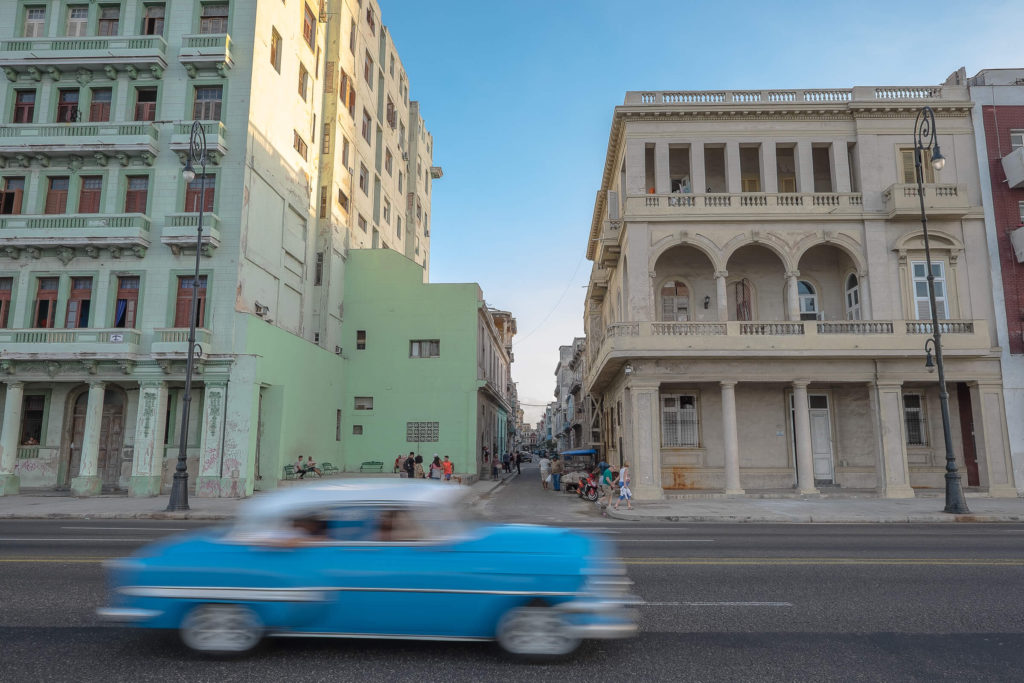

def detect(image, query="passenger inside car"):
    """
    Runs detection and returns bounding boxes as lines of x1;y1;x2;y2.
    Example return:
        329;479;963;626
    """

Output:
377;509;421;542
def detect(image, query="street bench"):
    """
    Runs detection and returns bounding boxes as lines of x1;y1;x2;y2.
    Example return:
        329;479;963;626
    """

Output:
359;461;384;473
322;462;339;475
283;464;297;480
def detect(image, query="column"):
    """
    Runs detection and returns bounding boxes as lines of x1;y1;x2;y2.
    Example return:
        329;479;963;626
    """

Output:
792;381;818;494
654;142;670;194
725;141;742;193
129;380;168;497
786;271;800;321
868;381;914;498
831;142;851;193
0;382;25;496
624;140;646;195
690;144;706;195
968;382;1018;497
71;381;105;496
796;141;815;192
721;381;744;494
762;142;778;193
715;271;729;322
197;382;228;497
858;273;872;320
627;381;663;500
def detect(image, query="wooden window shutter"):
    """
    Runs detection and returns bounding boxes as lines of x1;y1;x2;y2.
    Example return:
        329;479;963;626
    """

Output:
78;176;102;213
45;180;68;214
125;177;148;213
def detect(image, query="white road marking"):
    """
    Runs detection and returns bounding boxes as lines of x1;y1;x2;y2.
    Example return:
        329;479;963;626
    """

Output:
60;526;186;531
643;601;793;607
616;539;715;543
0;537;149;542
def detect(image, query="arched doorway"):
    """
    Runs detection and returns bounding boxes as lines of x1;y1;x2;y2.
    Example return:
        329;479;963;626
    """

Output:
61;386;127;490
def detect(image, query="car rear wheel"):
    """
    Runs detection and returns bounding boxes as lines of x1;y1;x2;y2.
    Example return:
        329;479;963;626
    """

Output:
496;606;581;659
180;604;263;655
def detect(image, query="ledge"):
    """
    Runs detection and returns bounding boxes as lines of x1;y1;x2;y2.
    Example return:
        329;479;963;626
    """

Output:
161;213;221;255
0;35;168;78
0;213;150;260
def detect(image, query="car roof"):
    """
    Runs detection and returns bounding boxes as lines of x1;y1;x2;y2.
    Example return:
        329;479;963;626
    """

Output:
237;479;470;522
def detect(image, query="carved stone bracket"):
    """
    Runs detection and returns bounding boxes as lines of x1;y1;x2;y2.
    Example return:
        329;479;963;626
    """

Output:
44;66;61;81
3;247;21;260
149;64;164;80
140;151;156;167
183;64;198;79
26;66;41;82
103;65;117;80
115;153;129;167
3;67;17;83
108;246;122;259
81;360;98;375
157;360;172;375
93;152;108;167
0;360;15;375
46;361;60;378
125;65;139;80
56;247;75;265
25;247;41;260
14;154;30;168
131;246;147;258
118;360;136;375
33;154;49;168
215;62;230;78
84;246;99;259
75;68;92;86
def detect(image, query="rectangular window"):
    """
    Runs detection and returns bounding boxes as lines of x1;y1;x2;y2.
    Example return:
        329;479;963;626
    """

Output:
199;3;228;34
134;87;157;121
358;164;369;194
89;88;112;122
900;148;934;184
336;409;342;441
389;53;395;77
270;28;282;72
184;174;215;213
78;176;102;213
45;177;69;214
1019;200;1024;225
366;7;376;34
56;89;79;123
382;198;390;224
903;394;927;446
318;186;327;218
65;277;92;328
354;396;373;410
1009;130;1023;150
911;261;948;320
338;188;349;212
341;137;351;167
338;68;349;107
142;4;165;35
298;63;309;101
363;51;374;90
347;87;356;117
356;330;366;349
386;97;396;129
34;277;59;328
193;86;222;120
302;4;316;48
0;177;25;215
314;251;324;285
66;5;88;36
398;171;403;194
293;131;308;160
348;19;356;53
321;123;330;154
0;277;12;328
357;214;367;232
114;276;140;328
396;216;401;240
409;340;440;358
98;5;120;35
174;275;207;328
352;425;363;435
384;148;393;175
120;175;150;213
361;109;372;143
661;394;699;447
24;6;46;37
13;91;35;124
20;395;45;445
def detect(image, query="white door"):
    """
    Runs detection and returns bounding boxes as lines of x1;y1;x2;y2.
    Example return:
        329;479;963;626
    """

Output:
808;395;834;482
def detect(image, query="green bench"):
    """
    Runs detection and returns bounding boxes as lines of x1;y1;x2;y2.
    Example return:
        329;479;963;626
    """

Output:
322;462;339;475
283;464;297;480
359;461;384;472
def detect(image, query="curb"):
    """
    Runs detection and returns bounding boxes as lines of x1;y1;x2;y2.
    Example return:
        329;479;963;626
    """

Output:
602;509;1024;523
0;511;235;520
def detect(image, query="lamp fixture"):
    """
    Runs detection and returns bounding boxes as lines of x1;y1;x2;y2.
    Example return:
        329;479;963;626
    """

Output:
624;363;633;376
703;295;711;309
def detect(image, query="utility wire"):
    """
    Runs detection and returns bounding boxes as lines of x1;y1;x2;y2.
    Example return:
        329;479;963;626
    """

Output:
512;251;586;347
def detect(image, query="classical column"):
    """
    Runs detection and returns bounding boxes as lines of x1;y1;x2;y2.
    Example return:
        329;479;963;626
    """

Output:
129;380;168;497
762;142;778;193
786;271;800;321
968;382;1018;497
858;272;872;320
0;382;25;496
654;142;670;194
725;141;742;193
71;381;105;497
831;142;851;193
715;271;729;322
197;382;228;497
868;381;914;498
792;381;818;494
721;381;744;494
628;381;663;500
796;141;815;192
690;144;706;194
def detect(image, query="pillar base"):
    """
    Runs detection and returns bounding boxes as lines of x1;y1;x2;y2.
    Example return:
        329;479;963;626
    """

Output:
880;484;915;499
725;488;746;495
128;475;162;497
195;476;223;498
798;486;820;496
0;474;20;496
70;475;102;497
987;484;1019;498
632;484;664;501
219;476;247;499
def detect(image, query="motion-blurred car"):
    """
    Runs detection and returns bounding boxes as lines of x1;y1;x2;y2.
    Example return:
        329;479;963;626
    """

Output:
98;480;637;658
519;453;533;463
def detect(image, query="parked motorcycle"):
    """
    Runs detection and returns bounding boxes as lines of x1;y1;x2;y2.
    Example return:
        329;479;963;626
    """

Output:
577;471;600;502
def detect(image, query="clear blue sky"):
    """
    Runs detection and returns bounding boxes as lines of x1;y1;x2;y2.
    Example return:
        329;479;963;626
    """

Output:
383;0;1023;423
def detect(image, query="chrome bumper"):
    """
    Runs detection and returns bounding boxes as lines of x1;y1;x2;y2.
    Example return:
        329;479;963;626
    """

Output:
556;597;640;640
96;607;162;622
570;620;639;639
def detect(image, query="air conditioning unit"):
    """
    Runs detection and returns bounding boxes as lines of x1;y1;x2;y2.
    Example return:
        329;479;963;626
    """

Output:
335;346;343;355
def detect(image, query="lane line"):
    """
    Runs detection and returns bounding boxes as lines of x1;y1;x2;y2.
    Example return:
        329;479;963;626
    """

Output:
0;538;148;542
624;557;1024;566
59;526;186;531
616;539;715;543
0;558;112;563
642;601;793;607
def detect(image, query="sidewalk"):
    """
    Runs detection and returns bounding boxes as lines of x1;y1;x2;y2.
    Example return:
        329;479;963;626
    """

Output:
603;495;1024;523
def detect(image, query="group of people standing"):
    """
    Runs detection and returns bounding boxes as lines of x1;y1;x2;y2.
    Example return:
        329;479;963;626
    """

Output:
393;452;455;481
538;456;632;510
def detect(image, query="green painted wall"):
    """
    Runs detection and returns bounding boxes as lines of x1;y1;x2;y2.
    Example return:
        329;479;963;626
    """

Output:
340;250;480;477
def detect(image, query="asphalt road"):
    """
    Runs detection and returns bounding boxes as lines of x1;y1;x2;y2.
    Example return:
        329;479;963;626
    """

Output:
2;468;1023;682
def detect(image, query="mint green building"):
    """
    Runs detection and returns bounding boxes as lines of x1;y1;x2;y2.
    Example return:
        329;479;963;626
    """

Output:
340;249;514;480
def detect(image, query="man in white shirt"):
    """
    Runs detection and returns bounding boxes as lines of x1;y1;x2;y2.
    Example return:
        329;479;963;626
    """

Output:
539;455;551;490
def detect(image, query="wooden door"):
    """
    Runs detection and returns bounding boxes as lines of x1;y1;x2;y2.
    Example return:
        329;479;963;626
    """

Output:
63;393;88;488
98;410;125;489
956;383;980;487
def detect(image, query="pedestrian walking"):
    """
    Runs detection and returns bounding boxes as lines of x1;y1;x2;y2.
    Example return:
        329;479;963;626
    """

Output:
613;462;632;510
394;454;402;474
414;454;425;479
514;452;521;475
403;453;415;478
601;463;616;508
550;456;564;492
539;455;551;490
429;454;442;479
442;456;454;481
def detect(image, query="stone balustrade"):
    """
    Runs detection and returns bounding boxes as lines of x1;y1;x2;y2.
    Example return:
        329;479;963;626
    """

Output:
628;192;863;218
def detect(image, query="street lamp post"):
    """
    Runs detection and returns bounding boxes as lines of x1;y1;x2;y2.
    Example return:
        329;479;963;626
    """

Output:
913;106;968;515
166;121;208;512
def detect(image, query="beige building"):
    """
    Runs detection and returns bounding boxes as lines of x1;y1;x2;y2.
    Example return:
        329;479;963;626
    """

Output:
583;83;1017;500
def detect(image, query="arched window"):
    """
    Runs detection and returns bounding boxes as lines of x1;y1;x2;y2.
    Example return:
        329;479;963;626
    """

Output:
798;281;819;320
845;274;861;320
660;280;689;321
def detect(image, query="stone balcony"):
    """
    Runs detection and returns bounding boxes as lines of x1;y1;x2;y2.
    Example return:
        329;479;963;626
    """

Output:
881;183;970;219
0;122;160;165
0;35;168;80
151;328;213;357
586;319;991;388
0;213;151;260
0;327;141;357
625;192;864;221
161;213;221;256
1002;146;1024;190
178;34;233;77
169;121;228;164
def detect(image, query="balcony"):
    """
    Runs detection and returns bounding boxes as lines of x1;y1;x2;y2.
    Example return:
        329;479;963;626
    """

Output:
161;213;221;256
0;122;159;165
881;184;970;220
0;35;168;80
1002;147;1024;190
169;121;228;163
596;235;621;268
178;34;233;77
586;319;991;388
0;213;151;259
0;327;142;356
625;192;864;221
151;328;213;357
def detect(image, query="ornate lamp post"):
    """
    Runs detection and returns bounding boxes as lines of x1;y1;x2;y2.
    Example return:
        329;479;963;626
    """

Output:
913;106;968;515
166;121;207;512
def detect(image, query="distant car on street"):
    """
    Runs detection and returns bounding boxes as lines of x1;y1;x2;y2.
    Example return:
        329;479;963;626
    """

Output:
98;480;637;659
519;453;533;462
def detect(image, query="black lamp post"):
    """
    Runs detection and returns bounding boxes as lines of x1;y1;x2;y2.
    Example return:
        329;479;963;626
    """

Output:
166;121;208;512
913;106;968;515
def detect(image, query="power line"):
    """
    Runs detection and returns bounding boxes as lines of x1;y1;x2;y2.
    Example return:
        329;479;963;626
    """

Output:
512;251;586;347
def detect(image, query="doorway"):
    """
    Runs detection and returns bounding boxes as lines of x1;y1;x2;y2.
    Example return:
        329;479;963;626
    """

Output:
61;387;127;490
955;383;980;487
790;393;835;485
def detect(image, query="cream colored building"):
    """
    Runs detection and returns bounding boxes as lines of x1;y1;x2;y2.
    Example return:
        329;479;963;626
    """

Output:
583;83;1017;500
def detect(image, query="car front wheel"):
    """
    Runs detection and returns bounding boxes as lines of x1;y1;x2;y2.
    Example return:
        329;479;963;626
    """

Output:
496;606;581;659
179;604;263;655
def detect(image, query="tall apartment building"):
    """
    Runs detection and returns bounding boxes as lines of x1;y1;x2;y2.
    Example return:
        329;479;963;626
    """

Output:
583;82;1017;501
0;0;436;498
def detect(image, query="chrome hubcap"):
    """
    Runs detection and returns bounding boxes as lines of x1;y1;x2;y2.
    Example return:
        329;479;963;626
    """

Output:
180;604;262;653
497;607;580;656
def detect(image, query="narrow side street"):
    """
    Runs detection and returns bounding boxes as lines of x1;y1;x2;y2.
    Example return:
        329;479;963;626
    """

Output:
480;461;602;524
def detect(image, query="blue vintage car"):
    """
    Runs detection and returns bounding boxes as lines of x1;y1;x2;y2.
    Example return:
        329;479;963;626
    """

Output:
98;480;638;658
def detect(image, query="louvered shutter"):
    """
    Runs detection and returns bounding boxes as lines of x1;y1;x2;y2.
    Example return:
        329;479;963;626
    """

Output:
901;150;916;184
